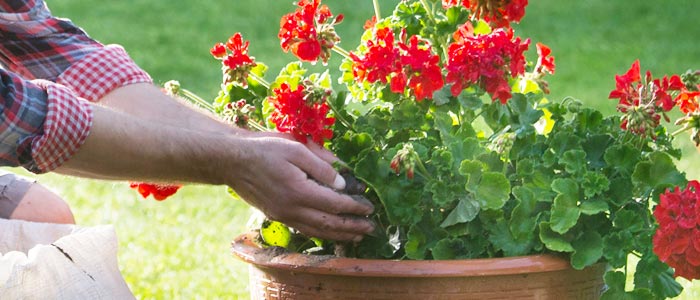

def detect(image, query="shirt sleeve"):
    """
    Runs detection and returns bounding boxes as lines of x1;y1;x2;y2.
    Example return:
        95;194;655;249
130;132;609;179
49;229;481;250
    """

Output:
0;69;92;174
0;0;152;102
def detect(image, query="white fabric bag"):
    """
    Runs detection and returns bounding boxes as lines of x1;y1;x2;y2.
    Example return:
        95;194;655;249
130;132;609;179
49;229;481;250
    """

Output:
0;219;134;299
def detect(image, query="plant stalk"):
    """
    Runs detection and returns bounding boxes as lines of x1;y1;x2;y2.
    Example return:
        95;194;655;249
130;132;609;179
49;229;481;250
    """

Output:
332;45;353;60
179;88;215;112
248;73;271;89
372;0;381;21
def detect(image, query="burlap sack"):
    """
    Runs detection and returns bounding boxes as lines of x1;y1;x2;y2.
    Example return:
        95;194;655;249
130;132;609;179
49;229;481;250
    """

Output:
0;219;134;299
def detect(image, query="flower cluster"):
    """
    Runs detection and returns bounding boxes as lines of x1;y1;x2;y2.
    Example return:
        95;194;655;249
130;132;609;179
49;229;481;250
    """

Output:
675;71;700;145
221;99;256;128
129;182;181;201
350;28;444;101
210;33;257;86
442;0;528;28
445;25;529;103
608;60;685;137
278;0;343;63
653;181;700;279
268;80;335;145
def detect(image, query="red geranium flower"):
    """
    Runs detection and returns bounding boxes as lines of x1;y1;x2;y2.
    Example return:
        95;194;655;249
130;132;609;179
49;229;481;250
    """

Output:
350;27;402;86
399;35;445;101
279;0;342;64
211;33;257;87
445;26;529;103
653;180;700;280
676;89;700;114
210;43;227;59
351;28;444;101
609;61;685;138
129;182;182;201
268;82;335;145
535;42;555;75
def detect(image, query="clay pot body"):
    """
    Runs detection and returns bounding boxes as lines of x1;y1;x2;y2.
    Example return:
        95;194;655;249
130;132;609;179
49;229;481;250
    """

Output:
232;232;607;300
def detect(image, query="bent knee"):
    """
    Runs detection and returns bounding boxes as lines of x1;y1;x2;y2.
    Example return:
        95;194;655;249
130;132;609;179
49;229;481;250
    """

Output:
9;182;75;225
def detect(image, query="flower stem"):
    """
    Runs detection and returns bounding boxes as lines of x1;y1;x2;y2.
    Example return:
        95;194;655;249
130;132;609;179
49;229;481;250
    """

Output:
671;125;692;136
372;0;381;21
326;94;354;129
413;153;434;181
332;45;352;60
418;0;437;24
247;120;269;132
180;88;215;112
248;73;271;89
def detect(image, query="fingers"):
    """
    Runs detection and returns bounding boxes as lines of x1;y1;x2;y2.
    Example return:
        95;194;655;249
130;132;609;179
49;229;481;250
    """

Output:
293;180;374;216
288;145;346;190
305;137;339;164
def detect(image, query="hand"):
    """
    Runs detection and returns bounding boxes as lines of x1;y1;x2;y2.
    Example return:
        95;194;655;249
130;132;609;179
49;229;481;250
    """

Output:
225;134;375;242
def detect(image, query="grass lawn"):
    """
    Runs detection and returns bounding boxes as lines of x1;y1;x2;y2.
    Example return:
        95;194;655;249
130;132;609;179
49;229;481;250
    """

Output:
10;0;698;298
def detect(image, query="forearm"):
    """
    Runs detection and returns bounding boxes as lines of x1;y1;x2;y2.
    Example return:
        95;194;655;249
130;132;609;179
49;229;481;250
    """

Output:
54;103;235;184
99;83;248;136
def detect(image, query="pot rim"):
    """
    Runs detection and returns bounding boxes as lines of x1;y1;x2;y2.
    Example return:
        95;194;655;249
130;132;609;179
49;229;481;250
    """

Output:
231;231;588;278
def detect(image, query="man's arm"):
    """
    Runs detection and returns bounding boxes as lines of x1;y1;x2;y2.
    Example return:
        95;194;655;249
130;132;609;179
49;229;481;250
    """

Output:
56;104;374;241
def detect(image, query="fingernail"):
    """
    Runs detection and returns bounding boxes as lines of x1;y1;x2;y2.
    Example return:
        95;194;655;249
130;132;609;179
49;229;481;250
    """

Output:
332;173;346;190
353;235;363;243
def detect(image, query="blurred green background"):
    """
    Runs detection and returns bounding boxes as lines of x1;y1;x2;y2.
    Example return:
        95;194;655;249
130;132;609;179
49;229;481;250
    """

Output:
8;0;698;298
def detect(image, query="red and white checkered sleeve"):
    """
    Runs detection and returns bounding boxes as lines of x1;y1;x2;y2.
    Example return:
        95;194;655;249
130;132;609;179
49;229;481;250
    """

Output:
28;79;92;173
57;45;153;102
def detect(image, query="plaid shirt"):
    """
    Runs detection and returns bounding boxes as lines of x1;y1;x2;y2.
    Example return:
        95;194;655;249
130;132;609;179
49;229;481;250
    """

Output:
0;0;152;173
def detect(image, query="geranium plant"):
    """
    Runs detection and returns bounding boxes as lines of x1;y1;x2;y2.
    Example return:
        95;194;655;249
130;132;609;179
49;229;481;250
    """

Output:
146;0;700;298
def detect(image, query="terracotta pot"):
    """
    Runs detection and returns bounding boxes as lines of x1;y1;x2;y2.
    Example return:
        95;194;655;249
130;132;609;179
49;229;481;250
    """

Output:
232;232;607;300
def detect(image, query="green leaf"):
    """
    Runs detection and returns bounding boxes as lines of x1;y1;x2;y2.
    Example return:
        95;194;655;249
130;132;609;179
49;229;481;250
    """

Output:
571;231;603;270
613;209;644;233
509;186;538;241
581;172;610;198
405;220;448;260
354;149;423;225
489;219;533;256
389;100;427;131
580;197;609;215
550;178;581;233
260;220;291;248
508;93;544;136
431;238;466;260
404;226;428;260
603;231;634;268
459;160;483;193
572;108;604;133
550;192;580;234
551;177;578;196
559;149;587;174
476;172;511;210
581;134;614;169
632;152;686;191
515;159;534;177
634;253;683;299
601;271;642;300
607;177;634;206
604;144;641;175
539;222;574;252
440;197;480;227
431;86;452;106
457;92;484;111
548;131;582;155
333;132;374;164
